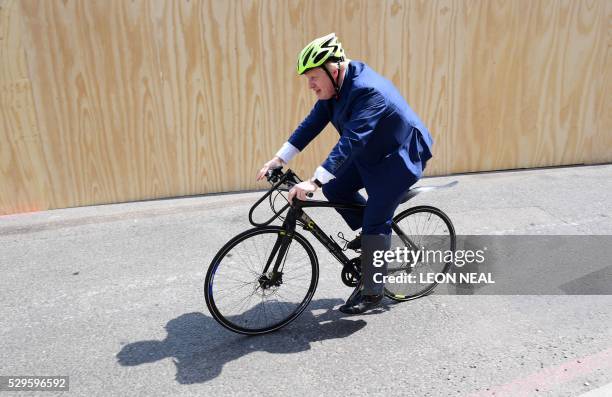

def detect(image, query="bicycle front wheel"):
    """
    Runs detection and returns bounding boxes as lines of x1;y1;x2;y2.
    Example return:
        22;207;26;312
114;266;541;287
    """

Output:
385;205;456;301
204;226;319;335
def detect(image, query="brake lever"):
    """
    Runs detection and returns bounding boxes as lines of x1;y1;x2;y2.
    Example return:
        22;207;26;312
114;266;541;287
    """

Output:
266;166;284;183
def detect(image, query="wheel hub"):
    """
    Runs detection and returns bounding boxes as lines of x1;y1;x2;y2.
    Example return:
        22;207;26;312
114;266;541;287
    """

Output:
258;272;283;289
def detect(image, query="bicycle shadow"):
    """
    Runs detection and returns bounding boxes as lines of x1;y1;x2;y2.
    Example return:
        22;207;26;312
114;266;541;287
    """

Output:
116;298;384;384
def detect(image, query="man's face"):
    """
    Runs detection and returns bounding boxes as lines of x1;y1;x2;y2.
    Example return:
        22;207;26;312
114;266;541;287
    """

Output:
304;65;337;100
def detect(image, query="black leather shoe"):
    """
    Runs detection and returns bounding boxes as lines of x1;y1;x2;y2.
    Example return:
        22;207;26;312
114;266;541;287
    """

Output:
346;233;362;251
339;294;383;314
344;284;363;307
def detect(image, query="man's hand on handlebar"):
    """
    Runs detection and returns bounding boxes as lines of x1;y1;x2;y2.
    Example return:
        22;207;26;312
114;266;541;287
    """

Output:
288;180;318;204
256;156;285;181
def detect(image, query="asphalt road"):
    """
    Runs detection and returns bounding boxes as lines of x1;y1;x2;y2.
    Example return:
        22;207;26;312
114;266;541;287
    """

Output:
1;164;611;396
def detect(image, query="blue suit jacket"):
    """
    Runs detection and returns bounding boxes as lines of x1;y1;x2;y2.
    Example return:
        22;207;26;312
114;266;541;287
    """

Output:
288;61;433;181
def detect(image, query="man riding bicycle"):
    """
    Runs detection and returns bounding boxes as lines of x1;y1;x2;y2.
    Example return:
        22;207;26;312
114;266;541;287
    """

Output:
257;33;433;314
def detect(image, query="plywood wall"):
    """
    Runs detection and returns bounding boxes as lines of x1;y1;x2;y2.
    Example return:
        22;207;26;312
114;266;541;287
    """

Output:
1;0;610;215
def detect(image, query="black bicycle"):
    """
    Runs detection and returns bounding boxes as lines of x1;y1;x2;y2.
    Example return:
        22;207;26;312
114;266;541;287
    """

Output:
204;168;457;335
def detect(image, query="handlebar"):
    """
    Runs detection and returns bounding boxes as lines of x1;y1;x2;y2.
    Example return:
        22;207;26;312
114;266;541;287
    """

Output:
248;167;312;227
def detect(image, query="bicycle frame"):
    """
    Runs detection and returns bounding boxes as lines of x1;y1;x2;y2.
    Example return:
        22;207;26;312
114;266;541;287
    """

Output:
205;169;457;334
251;169;418;282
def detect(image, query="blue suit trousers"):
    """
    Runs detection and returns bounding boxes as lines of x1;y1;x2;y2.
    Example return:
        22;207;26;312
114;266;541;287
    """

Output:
321;160;418;236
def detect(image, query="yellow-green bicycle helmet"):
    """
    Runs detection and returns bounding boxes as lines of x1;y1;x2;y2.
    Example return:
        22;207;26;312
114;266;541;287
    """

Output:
297;33;346;98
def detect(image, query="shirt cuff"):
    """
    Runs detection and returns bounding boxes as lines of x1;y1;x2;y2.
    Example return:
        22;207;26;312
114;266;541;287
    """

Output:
314;166;335;184
275;142;300;163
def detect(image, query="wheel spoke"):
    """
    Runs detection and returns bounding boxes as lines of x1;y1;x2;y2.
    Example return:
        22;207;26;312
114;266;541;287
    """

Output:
386;207;455;300
205;228;317;334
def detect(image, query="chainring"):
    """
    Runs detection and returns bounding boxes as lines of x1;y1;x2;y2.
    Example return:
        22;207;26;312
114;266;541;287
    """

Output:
341;257;362;287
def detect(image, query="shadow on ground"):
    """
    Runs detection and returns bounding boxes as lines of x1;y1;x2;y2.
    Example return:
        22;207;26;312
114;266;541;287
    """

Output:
116;298;392;384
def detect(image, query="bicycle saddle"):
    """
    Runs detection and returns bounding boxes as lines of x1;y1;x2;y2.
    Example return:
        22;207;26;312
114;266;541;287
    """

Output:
400;180;458;204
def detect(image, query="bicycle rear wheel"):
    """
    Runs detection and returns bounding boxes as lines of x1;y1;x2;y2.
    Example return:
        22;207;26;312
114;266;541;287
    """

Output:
385;205;456;301
204;226;319;335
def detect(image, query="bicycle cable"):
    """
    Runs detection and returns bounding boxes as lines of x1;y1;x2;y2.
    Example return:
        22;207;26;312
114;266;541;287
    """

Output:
267;171;307;227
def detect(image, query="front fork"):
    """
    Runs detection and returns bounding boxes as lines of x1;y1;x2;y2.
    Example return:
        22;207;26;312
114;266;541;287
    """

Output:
258;209;301;289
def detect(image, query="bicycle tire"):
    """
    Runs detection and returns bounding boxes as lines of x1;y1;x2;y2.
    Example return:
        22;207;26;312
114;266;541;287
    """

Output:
204;226;319;335
384;205;456;301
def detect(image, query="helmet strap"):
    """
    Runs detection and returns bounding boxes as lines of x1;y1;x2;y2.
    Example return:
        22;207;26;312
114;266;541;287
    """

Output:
321;61;342;100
